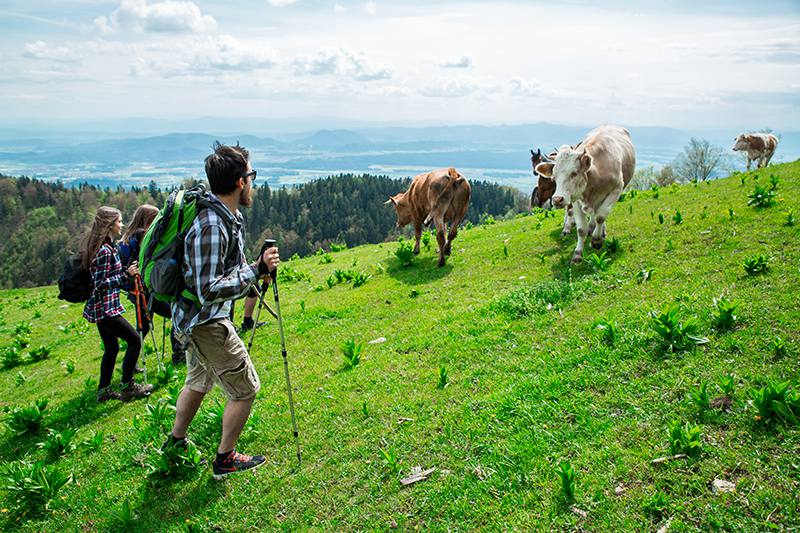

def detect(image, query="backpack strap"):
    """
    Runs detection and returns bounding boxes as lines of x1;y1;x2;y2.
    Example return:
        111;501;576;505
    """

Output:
179;192;241;306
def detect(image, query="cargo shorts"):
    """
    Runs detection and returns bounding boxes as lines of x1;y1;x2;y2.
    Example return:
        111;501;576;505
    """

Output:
184;319;261;401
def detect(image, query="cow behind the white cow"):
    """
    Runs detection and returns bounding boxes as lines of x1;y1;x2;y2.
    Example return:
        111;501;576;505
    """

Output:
535;125;635;263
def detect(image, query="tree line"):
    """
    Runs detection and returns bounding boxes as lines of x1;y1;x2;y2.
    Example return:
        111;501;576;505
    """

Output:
0;173;522;289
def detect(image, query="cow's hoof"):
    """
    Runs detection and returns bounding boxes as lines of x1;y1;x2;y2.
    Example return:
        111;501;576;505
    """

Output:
591;237;603;250
413;249;420;255
438;258;446;267
571;254;583;264
444;246;452;256
561;230;570;238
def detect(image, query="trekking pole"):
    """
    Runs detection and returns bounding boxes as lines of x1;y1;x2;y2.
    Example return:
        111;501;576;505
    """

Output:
247;279;271;353
132;277;148;386
161;317;166;367
262;239;301;467
136;276;164;373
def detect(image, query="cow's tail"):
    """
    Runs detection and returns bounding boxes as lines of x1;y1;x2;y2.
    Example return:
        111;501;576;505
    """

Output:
424;168;463;226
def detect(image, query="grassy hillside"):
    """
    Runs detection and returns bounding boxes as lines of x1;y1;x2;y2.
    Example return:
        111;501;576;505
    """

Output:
1;163;799;531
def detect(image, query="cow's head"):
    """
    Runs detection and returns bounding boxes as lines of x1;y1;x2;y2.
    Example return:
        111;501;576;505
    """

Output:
535;145;592;208
732;134;748;152
385;193;413;228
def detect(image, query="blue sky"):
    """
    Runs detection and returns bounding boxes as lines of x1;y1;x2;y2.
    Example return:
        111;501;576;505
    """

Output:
1;0;798;131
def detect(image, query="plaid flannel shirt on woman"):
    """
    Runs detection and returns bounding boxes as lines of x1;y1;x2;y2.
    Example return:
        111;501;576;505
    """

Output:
83;243;126;323
171;193;258;340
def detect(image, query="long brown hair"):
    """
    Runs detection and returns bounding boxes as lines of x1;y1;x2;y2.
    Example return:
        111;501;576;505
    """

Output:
121;204;159;244
81;206;122;269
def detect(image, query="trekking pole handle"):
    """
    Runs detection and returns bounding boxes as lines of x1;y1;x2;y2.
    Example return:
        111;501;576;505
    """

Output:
260;239;278;281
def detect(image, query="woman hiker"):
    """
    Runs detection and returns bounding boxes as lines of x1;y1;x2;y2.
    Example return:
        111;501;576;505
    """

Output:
82;206;153;401
118;204;186;365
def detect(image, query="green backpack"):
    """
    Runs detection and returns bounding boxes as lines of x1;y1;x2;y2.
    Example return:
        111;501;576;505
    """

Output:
139;185;237;305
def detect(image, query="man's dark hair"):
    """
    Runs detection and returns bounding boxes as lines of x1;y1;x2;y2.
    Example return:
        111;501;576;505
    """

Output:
204;141;250;195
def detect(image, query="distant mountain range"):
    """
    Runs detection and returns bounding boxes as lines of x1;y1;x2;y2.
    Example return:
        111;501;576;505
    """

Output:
0;122;797;190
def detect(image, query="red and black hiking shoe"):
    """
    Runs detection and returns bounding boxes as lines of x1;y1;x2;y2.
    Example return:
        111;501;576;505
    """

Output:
212;450;266;480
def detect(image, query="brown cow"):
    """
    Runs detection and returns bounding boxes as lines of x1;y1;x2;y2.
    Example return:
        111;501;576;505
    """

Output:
535;125;635;263
732;133;779;171
386;167;471;267
531;146;577;236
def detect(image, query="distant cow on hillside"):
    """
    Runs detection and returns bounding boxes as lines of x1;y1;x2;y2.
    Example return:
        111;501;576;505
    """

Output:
732;133;779;170
386;167;471;267
535;125;635;263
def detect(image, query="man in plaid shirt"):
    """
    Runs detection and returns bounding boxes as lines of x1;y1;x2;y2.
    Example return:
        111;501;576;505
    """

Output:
165;142;280;480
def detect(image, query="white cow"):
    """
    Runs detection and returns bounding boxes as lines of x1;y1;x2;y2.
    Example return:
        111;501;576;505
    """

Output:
535;125;635;263
732;133;779;171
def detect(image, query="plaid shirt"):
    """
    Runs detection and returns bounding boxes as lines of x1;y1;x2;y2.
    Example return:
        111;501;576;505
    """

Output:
83;243;126;323
171;193;258;339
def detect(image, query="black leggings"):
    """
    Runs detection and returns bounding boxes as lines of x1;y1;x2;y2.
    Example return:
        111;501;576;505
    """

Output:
97;315;141;389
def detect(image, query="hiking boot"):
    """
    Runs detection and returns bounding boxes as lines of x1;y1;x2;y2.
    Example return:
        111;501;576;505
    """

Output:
120;380;154;400
97;386;121;402
212;450;266;480
239;318;255;333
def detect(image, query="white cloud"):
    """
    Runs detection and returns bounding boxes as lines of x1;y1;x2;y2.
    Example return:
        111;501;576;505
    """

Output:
98;0;217;34
267;0;299;6
333;3;346;14
363;1;376;15
508;77;545;97
22;41;80;63
420;78;479;98
293;48;391;81
439;56;472;69
145;34;277;77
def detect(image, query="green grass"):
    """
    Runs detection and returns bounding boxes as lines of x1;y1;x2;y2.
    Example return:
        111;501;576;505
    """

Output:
0;163;799;530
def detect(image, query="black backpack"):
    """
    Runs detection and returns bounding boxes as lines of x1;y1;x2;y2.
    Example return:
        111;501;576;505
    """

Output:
57;254;92;303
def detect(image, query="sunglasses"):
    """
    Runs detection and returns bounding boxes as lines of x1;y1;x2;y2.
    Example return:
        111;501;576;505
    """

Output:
242;170;257;183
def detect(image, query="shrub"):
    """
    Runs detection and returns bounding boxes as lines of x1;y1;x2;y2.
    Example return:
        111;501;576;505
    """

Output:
437;366;449;389
5;399;48;436
277;266;311;283
421;230;432;251
330;242;347;252
650;304;709;352
749;380;799;425
351;271;371;288
395;239;415;267
147;440;203;477
743;255;769;275
61;359;75;375
772;337;787;358
636;268;654;284
586;251;611;271
15;371;27;386
595;319;619;345
556;461;576;502
14;322;32;336
342;338;363;370
711;297;740;331
380;447;400;476
108;499;137;530
786;209;796;227
747;184;776;208
717;375;735;398
326;275;336;289
667;421;702;457
2;345;23;369
605;237;620;254
0;460;72;515
644;491;670;520
689;383;710;419
319;253;333;264
672;210;683;225
29;345;51;362
37;428;77;460
82;430;104;451
769;174;779;191
658;213;664;224
13;334;31;350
